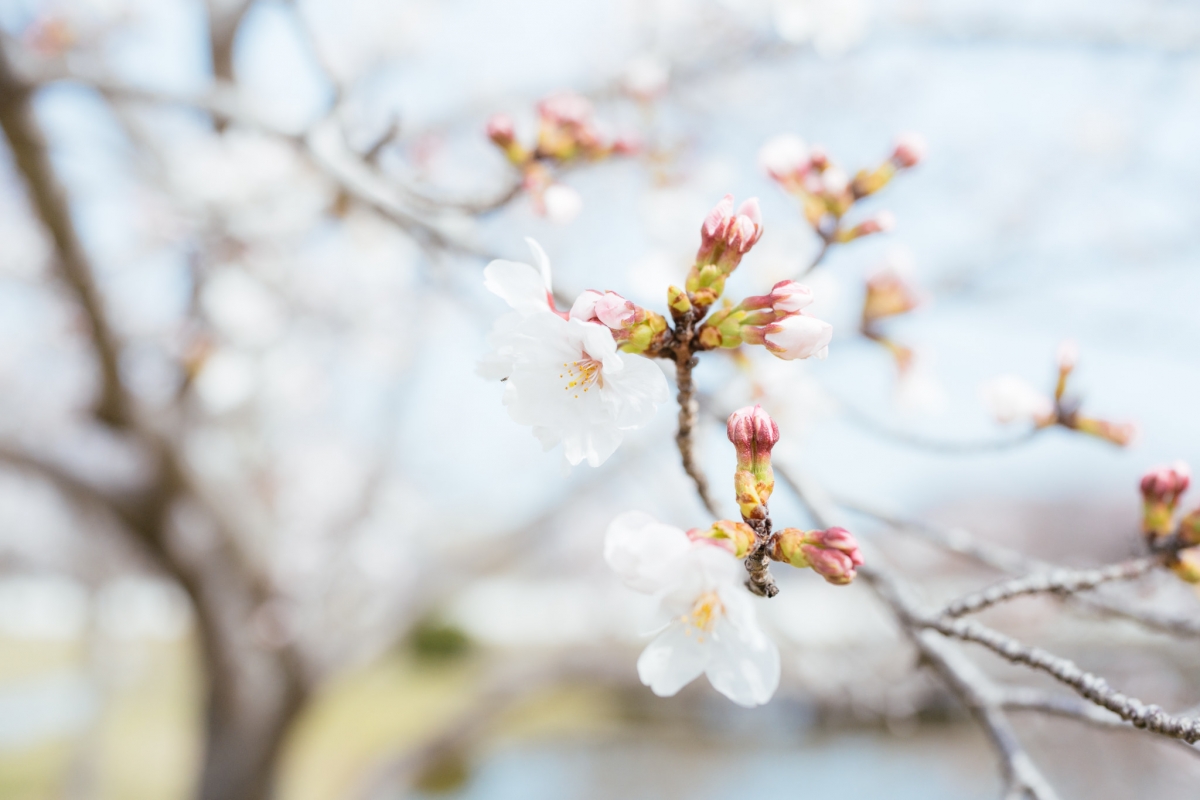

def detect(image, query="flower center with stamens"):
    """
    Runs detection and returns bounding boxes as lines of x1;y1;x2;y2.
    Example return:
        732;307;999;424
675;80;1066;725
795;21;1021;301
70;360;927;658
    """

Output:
559;353;604;399
683;590;724;639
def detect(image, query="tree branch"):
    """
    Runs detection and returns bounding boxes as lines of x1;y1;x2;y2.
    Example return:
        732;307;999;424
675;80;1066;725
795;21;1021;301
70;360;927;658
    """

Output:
0;43;130;427
941;558;1160;618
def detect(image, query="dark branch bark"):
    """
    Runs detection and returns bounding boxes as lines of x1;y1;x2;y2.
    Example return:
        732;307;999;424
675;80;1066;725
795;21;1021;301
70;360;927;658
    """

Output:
0;45;129;427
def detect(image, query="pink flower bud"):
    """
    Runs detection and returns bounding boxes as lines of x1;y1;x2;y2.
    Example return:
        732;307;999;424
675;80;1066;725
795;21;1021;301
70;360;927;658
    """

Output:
891;133;926;168
727;404;779;471
486;114;516;146
766;280;814;314
570;290;637;329
809;147;829;170
773;526;864;585
537;92;593;126
748;312;833;361
1141;462;1190;505
1141;461;1190;538
702;194;736;244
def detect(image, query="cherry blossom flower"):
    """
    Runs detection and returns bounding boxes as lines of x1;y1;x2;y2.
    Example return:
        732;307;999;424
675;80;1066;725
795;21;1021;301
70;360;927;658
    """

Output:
605;511;780;707
479;241;669;467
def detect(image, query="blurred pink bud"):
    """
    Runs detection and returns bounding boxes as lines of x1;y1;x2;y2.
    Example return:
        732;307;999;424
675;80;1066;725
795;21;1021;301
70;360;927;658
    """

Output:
538;92;593;126
486;114;516;146
758;134;810;181
809;146;829;170
891;133;927;168
727;404;779;470
1141;462;1190;505
612;134;641;155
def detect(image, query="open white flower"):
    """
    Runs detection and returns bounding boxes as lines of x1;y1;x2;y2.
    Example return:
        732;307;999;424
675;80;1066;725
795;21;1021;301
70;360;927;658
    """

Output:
605;511;780;707
479;241;669;467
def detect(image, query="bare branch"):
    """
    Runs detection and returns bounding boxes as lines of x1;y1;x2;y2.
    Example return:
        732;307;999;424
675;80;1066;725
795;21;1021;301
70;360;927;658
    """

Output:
206;0;255;83
840;499;1200;639
0;44;130;427
776;461;1061;798
929;615;1200;744
941;558;1160;618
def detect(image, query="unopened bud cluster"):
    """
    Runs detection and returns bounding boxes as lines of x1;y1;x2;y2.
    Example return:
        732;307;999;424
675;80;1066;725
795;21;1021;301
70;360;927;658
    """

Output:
699;280;832;361
859;259;924;374
722;405;864;586
486;92;638;222
1137;462;1200;584
759;133;922;245
682;194;764;312
984;343;1137;447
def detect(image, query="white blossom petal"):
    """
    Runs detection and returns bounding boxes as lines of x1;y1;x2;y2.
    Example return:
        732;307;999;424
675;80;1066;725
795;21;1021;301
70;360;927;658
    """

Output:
704;615;781;708
637;622;710;697
523;237;553;291
483;260;550;315
604;512;693;594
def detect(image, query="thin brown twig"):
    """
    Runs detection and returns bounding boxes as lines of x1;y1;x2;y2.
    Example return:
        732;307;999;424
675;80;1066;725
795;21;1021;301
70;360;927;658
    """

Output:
0;46;130;427
671;311;719;517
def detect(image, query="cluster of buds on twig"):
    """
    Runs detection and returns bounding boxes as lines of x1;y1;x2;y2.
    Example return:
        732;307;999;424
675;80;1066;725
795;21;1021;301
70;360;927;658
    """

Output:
982;342;1137;446
708;405;864;593
698;280;832;361
759;133;923;247
678;194;764;312
486;92;638;223
1138;462;1200;583
860;256;925;374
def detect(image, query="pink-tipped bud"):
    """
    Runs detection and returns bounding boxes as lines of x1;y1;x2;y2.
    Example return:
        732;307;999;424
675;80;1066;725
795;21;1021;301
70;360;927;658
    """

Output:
773;527;864;585
687;520;757;558
766;280;815;314
809;146;829;170
891;133;926;169
570;290;636;328
537;91;593;126
486;114;516;146
1141;461;1190;538
702;194;736;244
727;404;779;472
1141;462;1190;504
